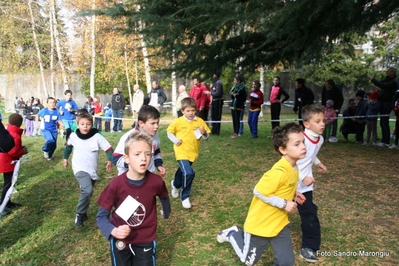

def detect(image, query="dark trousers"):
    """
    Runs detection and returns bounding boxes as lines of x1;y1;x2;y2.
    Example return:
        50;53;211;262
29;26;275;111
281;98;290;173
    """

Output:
104;121;110;132
395;120;399;146
231;109;242;134
94;117;102;131
380;102;392;144
297;191;321;251
0;172;13;206
270;103;281;129
110;237;156;266
355;122;366;142
173;160;194;201
199;109;209;122
331;113;339;137
211;99;223;135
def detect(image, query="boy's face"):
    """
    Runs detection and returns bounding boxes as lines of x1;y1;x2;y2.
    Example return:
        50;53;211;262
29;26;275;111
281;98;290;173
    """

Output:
303;112;325;135
138;118;159;137
326;103;332;109
182;106;196;120
279;132;306;164
123;141;152;175
47;99;56;109
77;118;93;134
65;93;72;101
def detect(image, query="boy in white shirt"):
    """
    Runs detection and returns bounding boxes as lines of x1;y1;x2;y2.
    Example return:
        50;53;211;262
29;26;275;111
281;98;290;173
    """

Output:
63;112;113;227
296;104;327;262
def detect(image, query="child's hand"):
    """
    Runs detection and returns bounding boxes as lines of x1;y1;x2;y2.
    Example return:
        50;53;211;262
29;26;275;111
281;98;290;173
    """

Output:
295;192;306;205
157;166;166;178
111;224;131;239
105;161;112;172
176;139;182;146
316;162;327;173
63;159;68;169
285;201;297;213
22;146;29;154
302;176;315;186
199;126;205;135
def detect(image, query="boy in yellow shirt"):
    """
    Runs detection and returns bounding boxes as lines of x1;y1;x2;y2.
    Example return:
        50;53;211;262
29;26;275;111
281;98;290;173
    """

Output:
167;97;211;209
217;122;306;265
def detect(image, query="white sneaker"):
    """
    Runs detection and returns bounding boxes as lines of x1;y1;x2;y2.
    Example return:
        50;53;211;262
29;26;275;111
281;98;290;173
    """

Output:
217;225;239;243
182;198;191;209
170;180;180;198
362;142;368;146
389;144;397;149
377;142;389;147
43;152;49;159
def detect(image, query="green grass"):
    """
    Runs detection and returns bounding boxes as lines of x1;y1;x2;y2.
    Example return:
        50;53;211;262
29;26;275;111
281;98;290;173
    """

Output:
1;113;398;265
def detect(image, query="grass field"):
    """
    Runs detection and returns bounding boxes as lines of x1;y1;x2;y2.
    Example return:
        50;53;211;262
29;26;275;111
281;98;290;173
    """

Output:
0;113;398;265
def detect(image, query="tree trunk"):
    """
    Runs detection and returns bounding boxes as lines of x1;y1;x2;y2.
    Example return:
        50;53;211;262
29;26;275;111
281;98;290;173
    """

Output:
50;0;68;91
259;64;264;118
49;0;55;97
137;5;151;94
171;50;177;117
90;0;96;98
124;44;133;109
27;0;48;97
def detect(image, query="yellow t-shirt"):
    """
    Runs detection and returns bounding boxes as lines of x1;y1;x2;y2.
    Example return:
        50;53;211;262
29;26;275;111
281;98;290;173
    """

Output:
244;157;298;237
167;116;211;162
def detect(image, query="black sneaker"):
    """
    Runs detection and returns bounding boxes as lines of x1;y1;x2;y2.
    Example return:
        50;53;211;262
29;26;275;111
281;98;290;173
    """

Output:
7;201;22;209
0;208;12;216
74;213;85;227
300;248;318;263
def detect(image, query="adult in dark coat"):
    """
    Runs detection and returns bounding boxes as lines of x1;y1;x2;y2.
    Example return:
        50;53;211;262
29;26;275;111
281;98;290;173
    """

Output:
321;79;344;137
369;67;399;146
293;78;314;126
0;117;15;153
210;72;224;135
340;98;357;141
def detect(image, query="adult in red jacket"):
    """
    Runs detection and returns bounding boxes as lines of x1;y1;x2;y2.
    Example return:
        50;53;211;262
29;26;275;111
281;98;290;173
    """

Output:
189;76;207;120
0;113;27;215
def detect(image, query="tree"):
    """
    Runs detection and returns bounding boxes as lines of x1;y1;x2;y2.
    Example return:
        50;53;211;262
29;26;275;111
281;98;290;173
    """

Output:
100;0;399;77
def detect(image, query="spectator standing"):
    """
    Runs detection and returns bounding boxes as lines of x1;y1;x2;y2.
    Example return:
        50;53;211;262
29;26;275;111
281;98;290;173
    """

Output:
229;75;247;138
132;84;144;120
293;78;314;127
103;103;112;132
0;115;15;153
176;85;189;117
247;80;264;138
189;77;207;120
369;67;399;146
149;81;167;110
0;113;27;216
364;91;381;146
32;98;44;136
210;72;224;135
23;101;34;136
340;98;357;141
390;90;399;149
354;90;367;143
84;96;94;115
93;96;103;131
322;100;336;141
321;79;344;137
269;76;290;129
112;87;126;132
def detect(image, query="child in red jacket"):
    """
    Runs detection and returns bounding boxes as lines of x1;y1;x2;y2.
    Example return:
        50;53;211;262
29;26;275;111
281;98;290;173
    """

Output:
0;113;28;215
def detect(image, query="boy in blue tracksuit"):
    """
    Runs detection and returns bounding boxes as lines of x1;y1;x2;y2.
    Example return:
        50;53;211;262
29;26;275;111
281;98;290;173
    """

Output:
56;89;79;139
36;97;63;161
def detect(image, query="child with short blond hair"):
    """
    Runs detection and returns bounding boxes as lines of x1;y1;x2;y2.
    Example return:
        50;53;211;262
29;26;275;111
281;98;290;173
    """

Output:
96;131;170;265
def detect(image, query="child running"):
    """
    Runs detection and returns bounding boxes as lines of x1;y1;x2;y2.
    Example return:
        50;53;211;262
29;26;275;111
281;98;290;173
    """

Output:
35;97;63;161
167;97;211;209
0;113;28;216
63;112;113;227
96;131;171;265
112;105;166;177
296;104;328;263
216;122;306;265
